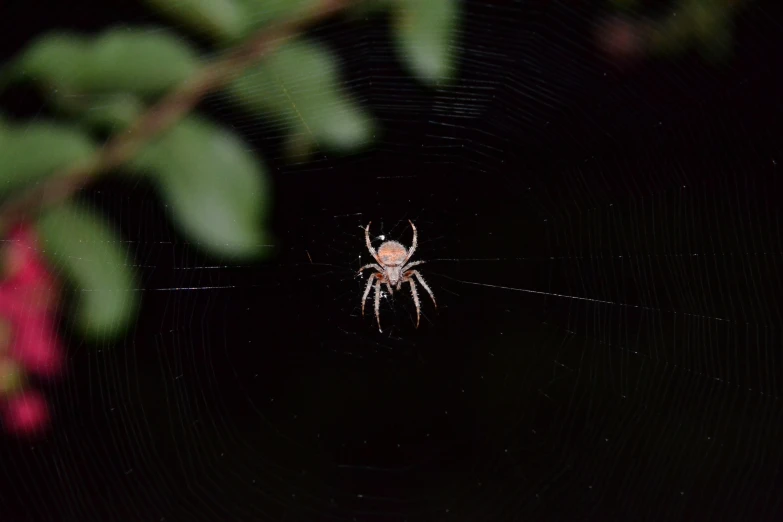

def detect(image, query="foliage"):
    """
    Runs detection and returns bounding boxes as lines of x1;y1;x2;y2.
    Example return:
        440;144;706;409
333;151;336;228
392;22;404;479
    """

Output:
393;0;459;83
36;203;139;340
648;0;739;62
129;115;273;259
225;38;376;157
0;118;96;197
11;29;200;97
0;0;461;361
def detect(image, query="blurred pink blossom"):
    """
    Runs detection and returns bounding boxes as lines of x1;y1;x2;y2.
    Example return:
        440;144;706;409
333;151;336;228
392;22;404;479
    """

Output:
2;389;49;435
595;15;645;63
0;224;63;436
8;312;63;378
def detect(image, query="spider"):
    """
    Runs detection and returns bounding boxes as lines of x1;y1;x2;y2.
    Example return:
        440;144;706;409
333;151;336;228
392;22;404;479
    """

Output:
358;220;436;332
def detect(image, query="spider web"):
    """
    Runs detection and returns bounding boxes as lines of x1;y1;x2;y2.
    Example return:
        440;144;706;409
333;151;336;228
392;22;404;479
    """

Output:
2;0;783;521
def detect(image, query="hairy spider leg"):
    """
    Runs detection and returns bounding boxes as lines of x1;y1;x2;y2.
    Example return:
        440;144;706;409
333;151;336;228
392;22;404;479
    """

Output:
408;279;421;328
408;269;436;308
361;274;375;317
374;279;383;332
396;260;425;289
358;263;383;275
365;222;382;265
403;219;418;265
400;261;426;282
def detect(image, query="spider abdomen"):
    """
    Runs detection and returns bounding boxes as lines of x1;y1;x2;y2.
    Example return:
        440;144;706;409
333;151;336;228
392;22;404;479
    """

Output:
377;241;408;266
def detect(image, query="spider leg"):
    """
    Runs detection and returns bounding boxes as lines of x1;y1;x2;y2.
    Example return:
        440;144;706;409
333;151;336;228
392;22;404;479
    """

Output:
365;222;382;264
361;274;375;317
401;260;425;272
385;282;394;297
403;219;418;265
374;279;383;332
358;263;383;275
409;269;436;308
408;278;422;328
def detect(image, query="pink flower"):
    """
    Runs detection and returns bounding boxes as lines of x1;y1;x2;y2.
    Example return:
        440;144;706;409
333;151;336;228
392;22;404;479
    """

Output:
596;16;646;63
8;312;63;378
0;224;63;378
0;225;58;316
2;389;49;435
0;223;64;436
3;226;52;286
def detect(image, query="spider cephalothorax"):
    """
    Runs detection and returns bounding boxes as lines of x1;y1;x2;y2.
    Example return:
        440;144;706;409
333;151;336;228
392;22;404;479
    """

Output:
358;220;436;332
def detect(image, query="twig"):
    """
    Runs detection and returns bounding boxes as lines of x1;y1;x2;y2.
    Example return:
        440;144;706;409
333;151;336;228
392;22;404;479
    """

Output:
0;0;356;230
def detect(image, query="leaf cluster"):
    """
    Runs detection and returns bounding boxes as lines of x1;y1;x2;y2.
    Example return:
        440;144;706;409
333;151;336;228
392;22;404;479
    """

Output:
0;0;460;341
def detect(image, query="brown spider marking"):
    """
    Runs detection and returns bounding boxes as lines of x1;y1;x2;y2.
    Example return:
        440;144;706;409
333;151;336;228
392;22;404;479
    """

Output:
358;220;436;332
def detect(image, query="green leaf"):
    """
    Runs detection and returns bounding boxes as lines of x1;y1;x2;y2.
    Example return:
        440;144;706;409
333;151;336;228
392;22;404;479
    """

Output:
77;94;144;131
144;0;247;42
2;34;88;92
9;28;199;97
0;120;96;197
36;203;138;340
233;0;318;36
649;14;692;56
649;0;735;62
692;1;734;63
84;29;200;95
310;94;377;151
347;0;393;19
129;116;272;259
226;39;375;154
392;0;459;84
281;121;318;162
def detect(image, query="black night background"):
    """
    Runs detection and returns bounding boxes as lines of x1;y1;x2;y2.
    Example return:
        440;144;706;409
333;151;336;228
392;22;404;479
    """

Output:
1;1;782;521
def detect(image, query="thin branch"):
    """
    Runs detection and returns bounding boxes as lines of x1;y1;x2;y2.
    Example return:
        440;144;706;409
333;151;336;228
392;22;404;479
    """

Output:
0;0;357;230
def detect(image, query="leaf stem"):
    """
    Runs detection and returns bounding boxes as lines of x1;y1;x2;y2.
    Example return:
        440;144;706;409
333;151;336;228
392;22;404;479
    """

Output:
0;0;357;231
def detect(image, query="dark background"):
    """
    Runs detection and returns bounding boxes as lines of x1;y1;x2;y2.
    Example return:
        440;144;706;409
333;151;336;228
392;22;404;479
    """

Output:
2;0;783;521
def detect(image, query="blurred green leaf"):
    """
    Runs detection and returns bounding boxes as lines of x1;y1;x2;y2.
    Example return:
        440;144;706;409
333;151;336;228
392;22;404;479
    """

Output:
144;0;247;42
145;0;319;43
282;121;318;162
2;34;88;92
692;0;734;62
311;94;377;150
392;0;459;84
651;0;741;62
129;116;272;259
347;0;393;18
233;0;318;36
649;17;691;56
650;0;736;62
36;202;138;340
0;120;96;197
226;39;375;154
9;28;199;97
77;94;144;131
85;29;200;94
